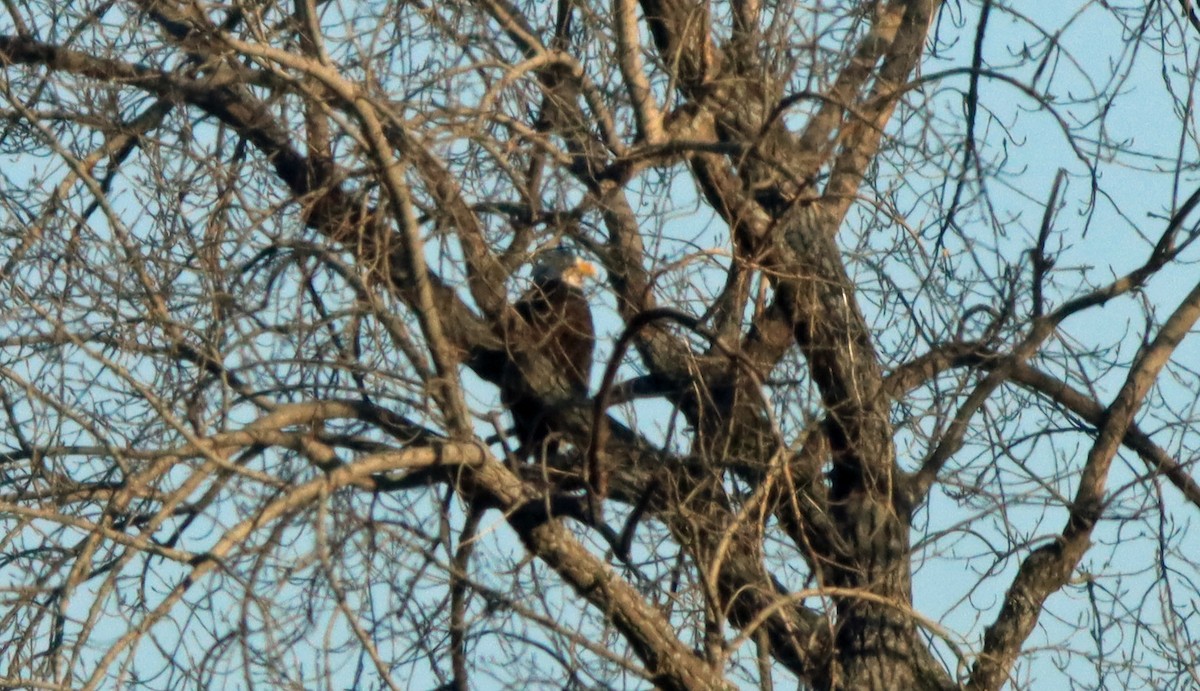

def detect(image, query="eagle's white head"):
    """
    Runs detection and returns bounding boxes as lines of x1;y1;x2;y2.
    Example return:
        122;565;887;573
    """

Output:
532;247;597;288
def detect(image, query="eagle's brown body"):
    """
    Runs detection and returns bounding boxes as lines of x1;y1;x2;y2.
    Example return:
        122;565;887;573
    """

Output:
498;251;596;458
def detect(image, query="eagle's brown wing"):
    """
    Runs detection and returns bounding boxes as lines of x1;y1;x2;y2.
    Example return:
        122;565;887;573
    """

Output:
498;279;595;457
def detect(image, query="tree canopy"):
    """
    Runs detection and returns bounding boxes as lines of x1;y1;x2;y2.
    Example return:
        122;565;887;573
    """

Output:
2;1;1200;689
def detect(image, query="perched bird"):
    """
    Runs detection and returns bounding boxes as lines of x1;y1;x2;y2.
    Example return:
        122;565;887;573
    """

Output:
498;247;597;458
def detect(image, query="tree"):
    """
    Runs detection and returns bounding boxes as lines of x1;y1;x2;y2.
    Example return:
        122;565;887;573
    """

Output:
1;0;1199;688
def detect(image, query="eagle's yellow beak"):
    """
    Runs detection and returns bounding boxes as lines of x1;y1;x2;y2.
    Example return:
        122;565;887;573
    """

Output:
573;258;597;279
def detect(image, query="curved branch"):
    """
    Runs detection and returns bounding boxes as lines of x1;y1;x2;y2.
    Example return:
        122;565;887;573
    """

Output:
886;342;1200;510
969;276;1200;690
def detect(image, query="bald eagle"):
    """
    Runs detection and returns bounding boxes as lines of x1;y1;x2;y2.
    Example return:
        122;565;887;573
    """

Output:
498;248;597;458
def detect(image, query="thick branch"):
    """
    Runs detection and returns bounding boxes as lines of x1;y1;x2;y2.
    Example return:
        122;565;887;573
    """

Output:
969;278;1200;690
